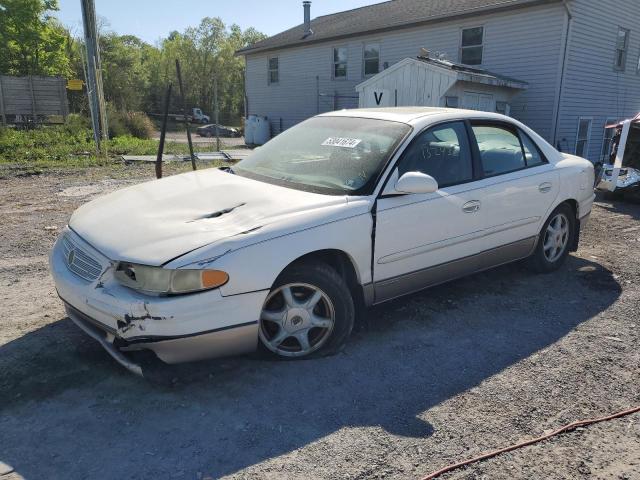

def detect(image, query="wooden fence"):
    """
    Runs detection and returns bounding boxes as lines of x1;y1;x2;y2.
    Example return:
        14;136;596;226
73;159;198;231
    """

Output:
0;75;69;125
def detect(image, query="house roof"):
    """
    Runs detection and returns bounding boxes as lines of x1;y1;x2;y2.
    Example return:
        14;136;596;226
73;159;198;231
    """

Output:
237;0;562;55
355;56;528;91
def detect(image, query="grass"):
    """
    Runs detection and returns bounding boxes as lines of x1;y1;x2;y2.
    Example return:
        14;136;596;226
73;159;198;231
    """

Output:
0;125;243;172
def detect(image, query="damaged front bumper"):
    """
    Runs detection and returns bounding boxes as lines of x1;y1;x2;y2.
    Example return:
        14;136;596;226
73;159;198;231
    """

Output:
50;228;267;373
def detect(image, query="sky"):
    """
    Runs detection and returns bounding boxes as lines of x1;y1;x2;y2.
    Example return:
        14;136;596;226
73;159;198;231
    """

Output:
55;0;383;43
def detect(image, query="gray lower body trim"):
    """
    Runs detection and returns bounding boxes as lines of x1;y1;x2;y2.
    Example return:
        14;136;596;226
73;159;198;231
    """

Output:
373;236;537;304
362;282;375;307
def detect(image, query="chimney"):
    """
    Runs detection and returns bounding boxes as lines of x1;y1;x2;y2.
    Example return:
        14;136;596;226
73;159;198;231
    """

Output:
303;1;313;38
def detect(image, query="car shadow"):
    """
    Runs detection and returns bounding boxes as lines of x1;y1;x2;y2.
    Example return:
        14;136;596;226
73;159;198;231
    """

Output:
595;191;640;219
0;255;621;479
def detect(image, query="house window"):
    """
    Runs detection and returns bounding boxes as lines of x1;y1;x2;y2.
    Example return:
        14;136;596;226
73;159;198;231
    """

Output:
333;46;347;79
363;43;380;76
445;96;459;108
575;117;593;158
268;57;279;84
461;26;484;65
601;118;617;161
614;27;630;71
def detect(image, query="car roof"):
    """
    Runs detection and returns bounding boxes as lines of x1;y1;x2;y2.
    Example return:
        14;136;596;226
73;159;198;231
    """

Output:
318;107;512;125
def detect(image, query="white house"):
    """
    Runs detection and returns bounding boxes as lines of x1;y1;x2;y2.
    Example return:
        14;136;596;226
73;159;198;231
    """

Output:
356;54;528;115
237;0;640;163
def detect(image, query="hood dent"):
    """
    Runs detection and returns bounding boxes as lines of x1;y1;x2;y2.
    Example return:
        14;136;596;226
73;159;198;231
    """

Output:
69;169;349;266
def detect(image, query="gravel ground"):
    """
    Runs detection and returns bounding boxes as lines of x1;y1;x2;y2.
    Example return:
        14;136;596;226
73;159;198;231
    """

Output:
0;166;638;480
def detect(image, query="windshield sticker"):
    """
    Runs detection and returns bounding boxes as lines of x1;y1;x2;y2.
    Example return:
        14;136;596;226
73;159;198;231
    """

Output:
322;137;362;148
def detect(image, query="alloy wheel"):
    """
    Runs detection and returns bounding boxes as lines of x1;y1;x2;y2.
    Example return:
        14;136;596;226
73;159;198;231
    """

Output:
543;213;570;263
259;283;335;357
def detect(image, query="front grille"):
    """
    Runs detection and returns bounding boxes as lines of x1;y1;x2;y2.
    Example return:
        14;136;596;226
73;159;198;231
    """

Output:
62;234;103;282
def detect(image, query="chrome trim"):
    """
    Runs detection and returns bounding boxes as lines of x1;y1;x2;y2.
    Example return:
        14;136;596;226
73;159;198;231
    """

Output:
462;200;481;213
374;236;537;304
62;233;103;282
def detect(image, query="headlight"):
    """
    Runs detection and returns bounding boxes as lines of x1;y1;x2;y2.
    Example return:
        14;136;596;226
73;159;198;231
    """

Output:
115;262;229;295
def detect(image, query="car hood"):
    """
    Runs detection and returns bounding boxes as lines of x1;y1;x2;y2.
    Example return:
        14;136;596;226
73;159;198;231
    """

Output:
69;169;349;266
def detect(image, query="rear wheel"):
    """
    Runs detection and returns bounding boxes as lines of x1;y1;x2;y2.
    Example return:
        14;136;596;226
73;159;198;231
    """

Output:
258;261;354;359
526;204;575;273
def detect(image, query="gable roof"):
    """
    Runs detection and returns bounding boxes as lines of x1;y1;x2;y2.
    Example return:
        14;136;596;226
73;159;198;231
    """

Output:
237;0;562;56
356;56;529;91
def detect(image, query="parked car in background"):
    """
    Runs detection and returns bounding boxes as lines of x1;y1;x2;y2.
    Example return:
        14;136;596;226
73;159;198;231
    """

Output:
50;107;595;375
596;114;640;202
196;123;241;138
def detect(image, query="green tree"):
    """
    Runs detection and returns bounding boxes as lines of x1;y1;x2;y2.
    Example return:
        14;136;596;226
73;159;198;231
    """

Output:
99;33;159;111
0;0;71;76
154;18;266;123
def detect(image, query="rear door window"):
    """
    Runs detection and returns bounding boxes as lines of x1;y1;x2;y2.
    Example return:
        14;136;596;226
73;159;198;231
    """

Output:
472;125;525;177
519;131;547;167
397;121;473;188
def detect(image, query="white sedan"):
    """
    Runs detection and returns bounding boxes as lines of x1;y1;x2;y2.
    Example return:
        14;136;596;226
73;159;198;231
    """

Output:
50;108;595;374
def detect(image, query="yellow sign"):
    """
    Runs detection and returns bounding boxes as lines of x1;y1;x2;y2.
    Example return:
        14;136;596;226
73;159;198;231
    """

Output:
67;79;84;91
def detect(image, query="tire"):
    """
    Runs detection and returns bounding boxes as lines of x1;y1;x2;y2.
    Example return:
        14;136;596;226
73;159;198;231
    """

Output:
526;203;576;273
258;261;355;359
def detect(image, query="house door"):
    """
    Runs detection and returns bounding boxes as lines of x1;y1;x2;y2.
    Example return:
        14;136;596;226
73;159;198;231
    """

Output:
463;92;494;112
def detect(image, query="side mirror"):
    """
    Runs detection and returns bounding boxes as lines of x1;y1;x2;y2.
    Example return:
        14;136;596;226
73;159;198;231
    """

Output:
394;172;438;194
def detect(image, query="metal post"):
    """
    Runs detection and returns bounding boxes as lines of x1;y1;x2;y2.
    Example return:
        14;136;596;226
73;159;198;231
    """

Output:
175;59;196;170
0;76;6;125
156;84;172;179
214;77;220;152
28;76;37;123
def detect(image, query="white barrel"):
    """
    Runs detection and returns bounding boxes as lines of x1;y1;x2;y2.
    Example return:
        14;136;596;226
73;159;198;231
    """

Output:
253;116;271;146
244;115;256;145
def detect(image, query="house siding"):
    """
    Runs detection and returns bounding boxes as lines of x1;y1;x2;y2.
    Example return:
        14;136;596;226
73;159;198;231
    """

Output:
245;3;566;140
556;0;640;162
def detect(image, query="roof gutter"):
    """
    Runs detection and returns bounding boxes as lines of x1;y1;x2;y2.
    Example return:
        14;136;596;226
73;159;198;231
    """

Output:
236;0;563;56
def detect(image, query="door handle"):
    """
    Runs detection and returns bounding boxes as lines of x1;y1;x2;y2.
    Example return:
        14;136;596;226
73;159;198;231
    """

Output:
539;182;553;193
462;200;481;213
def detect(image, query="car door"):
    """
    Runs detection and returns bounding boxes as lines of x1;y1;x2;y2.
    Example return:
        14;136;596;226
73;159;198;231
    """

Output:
373;121;488;302
469;122;559;252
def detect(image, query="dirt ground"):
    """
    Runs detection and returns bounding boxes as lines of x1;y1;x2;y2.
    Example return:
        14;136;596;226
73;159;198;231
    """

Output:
0;165;638;480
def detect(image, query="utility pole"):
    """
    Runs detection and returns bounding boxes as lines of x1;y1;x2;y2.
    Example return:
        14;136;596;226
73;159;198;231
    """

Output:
80;0;108;149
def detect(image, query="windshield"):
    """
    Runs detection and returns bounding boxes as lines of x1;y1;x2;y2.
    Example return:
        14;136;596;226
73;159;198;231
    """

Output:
234;116;411;195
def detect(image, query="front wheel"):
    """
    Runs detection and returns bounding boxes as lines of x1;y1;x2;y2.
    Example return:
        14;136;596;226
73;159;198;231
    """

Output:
258;261;354;359
526;203;575;273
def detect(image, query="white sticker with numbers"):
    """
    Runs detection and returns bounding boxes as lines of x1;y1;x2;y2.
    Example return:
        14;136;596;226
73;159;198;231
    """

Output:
322;137;362;148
